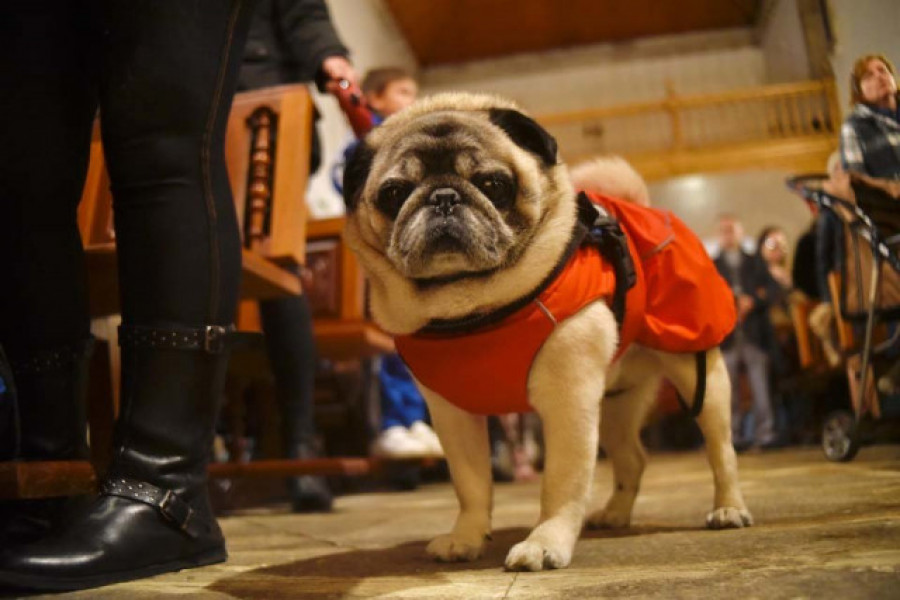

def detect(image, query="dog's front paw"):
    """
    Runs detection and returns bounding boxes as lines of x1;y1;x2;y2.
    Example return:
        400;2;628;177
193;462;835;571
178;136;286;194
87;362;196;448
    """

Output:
706;507;753;529
585;507;631;529
504;540;571;571
426;532;486;562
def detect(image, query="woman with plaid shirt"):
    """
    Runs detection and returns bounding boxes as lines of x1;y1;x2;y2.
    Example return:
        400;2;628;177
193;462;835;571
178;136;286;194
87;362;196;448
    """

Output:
840;54;900;179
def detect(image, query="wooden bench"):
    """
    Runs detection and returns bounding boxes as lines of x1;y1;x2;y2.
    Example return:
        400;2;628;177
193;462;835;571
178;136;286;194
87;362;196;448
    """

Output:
304;217;394;361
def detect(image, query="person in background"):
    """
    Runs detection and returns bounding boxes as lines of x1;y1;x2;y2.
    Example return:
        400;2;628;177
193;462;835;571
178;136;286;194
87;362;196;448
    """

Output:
713;215;778;452
840;54;900;180
236;0;360;514
792;209;821;304
0;1;254;591
361;66;419;122
757;225;810;444
838;54;900;396
757;227;792;295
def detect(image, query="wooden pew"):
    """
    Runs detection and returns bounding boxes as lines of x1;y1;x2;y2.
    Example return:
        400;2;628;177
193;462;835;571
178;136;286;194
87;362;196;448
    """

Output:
304;216;394;361
1;84;313;499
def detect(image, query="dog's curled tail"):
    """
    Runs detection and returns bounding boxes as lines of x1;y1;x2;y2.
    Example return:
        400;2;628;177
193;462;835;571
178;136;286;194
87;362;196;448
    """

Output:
568;156;650;206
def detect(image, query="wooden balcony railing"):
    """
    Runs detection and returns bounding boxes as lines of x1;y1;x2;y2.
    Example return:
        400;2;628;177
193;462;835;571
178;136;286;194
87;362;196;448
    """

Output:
535;78;841;179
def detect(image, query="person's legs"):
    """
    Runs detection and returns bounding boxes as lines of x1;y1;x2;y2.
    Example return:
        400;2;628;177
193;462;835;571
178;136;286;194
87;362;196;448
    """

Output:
373;354;429;458
259;293;332;512
0;0;99;546
0;0;255;591
743;342;776;446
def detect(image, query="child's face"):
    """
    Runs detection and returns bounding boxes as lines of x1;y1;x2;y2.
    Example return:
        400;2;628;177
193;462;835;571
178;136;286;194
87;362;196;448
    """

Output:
367;78;418;117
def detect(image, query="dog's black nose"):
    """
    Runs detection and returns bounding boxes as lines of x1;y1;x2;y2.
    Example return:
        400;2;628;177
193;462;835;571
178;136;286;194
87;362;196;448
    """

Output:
428;187;461;216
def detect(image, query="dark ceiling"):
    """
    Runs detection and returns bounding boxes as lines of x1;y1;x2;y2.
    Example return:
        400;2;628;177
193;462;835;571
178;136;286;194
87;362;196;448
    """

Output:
384;0;761;67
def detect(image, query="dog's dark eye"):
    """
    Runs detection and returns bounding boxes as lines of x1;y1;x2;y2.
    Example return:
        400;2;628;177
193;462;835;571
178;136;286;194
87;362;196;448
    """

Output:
376;180;415;219
473;173;516;209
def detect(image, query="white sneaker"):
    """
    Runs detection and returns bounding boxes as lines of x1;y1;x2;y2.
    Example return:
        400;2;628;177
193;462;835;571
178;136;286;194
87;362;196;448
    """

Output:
371;425;430;459
409;421;444;457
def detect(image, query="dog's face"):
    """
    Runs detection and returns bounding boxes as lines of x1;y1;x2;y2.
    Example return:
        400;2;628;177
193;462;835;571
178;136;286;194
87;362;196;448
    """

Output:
344;94;569;285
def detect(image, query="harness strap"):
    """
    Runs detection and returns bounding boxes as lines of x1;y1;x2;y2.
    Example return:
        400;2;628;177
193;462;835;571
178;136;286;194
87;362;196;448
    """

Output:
420;221;587;335
576;192;637;325
419;193;638;335
676;351;707;418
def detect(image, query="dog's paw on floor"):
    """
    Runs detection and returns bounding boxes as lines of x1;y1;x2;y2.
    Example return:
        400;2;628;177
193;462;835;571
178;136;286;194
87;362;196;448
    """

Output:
426;533;485;562
706;506;754;529
505;540;571;571
585;508;632;529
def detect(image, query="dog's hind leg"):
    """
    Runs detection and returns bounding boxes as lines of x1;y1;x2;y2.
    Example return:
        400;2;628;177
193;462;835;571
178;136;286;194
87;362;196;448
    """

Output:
585;349;661;529
417;385;494;562
505;303;615;572
659;348;753;528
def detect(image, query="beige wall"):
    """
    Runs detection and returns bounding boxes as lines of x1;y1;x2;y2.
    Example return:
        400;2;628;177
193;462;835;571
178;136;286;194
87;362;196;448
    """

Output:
647;169;814;260
418;29;765;111
760;0;813;83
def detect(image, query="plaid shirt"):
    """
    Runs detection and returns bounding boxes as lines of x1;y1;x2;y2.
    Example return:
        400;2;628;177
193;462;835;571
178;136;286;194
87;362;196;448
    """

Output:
840;98;900;179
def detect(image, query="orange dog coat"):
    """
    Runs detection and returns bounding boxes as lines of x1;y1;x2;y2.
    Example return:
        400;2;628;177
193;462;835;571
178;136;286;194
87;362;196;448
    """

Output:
395;192;736;416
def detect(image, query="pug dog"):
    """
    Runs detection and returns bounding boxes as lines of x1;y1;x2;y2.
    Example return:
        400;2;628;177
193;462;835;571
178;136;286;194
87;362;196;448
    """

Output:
342;93;752;572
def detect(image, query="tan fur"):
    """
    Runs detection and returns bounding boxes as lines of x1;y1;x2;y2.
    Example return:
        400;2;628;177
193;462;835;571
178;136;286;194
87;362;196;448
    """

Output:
568;156;651;206
344;92;752;571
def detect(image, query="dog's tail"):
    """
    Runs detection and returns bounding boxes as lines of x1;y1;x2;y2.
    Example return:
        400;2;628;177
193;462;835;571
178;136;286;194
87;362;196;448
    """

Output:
568;156;650;206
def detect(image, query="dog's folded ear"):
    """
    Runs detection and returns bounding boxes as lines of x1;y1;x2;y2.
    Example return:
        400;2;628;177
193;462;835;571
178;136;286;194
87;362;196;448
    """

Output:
343;141;375;212
489;108;558;166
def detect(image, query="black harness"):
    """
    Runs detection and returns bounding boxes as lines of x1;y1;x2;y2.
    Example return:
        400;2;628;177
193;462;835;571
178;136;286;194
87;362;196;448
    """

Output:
421;192;636;335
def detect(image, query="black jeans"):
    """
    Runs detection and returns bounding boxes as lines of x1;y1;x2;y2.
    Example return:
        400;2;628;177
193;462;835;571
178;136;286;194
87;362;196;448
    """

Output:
0;0;254;361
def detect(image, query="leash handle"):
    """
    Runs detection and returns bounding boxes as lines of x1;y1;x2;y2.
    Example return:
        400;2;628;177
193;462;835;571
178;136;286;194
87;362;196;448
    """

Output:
333;79;376;138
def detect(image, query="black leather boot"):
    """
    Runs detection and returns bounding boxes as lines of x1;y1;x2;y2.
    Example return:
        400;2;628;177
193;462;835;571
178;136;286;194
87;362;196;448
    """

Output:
0;324;233;592
286;440;333;513
0;339;94;547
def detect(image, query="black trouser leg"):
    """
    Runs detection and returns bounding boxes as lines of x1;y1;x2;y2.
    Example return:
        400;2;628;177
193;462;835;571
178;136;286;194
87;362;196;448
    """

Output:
0;1;96;365
259;293;332;512
0;0;256;591
259;293;318;448
0;0;98;546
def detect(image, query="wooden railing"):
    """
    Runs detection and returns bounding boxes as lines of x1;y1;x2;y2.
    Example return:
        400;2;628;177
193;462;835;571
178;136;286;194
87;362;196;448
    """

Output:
535;78;841;177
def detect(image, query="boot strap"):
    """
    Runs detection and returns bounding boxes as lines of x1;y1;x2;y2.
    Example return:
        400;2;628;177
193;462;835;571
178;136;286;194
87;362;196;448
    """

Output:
8;338;95;375
101;478;210;539
118;324;237;354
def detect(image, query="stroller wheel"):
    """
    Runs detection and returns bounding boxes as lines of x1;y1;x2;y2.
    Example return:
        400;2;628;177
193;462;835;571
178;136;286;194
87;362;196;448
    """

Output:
822;410;860;462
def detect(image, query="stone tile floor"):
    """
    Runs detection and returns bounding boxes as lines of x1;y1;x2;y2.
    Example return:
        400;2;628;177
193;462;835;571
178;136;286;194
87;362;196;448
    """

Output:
7;444;900;599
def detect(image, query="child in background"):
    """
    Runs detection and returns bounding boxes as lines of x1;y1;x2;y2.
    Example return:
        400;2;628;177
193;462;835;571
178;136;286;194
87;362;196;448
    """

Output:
362;67;418;123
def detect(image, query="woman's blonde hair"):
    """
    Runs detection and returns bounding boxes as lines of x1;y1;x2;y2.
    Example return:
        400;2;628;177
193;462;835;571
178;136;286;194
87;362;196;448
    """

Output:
849;54;896;106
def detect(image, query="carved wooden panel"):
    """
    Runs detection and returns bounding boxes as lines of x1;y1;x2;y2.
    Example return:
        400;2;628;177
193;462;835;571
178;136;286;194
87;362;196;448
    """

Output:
244;106;277;252
304;237;341;318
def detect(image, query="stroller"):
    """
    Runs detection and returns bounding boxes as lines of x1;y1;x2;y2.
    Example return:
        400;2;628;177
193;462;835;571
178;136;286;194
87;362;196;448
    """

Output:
785;173;900;461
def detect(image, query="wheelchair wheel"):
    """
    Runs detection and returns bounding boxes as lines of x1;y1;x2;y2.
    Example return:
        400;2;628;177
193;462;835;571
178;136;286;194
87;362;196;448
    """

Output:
822;410;861;462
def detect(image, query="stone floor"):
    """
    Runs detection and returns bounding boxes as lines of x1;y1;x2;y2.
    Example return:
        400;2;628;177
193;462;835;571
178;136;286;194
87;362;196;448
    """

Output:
7;444;900;599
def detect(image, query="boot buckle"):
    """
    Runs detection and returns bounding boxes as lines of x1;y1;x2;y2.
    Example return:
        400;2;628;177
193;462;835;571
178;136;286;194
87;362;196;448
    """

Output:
204;326;228;354
159;489;195;534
